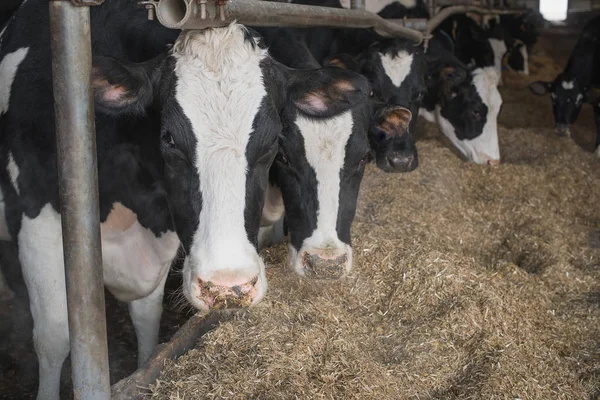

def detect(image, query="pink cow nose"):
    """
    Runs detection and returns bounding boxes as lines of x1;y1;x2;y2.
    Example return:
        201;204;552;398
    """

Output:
192;275;261;311
301;248;348;280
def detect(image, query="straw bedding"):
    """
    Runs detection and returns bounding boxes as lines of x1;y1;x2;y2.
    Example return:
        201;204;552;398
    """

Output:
148;38;600;399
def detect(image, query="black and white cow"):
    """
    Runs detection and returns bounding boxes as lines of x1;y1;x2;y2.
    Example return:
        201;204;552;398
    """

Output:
288;0;422;173
251;27;377;279
529;15;600;153
379;2;502;165
0;1;372;398
483;12;540;76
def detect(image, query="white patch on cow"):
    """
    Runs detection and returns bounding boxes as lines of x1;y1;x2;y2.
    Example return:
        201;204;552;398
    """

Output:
290;111;354;275
18;204;69;400
519;44;529;75
7;151;19;195
101;202;179;302
436;68;502;164
595;145;600;158
576;93;583;105
380;51;413;87
0;47;28;116
488;38;507;83
418;107;436;123
173;26;268;310
0;26;7;41
562;80;575;90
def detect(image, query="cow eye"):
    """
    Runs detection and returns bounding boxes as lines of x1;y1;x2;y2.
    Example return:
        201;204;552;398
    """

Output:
161;131;175;147
275;150;288;166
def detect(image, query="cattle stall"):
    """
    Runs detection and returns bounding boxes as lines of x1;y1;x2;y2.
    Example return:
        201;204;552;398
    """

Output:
0;0;598;399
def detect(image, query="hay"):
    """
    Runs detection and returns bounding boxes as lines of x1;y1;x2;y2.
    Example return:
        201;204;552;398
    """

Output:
148;38;600;400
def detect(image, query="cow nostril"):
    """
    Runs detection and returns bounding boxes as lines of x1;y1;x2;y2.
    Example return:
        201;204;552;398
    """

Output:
487;159;500;166
302;252;347;280
231;285;242;297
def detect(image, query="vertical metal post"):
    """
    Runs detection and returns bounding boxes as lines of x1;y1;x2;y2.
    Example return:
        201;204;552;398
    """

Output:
49;2;110;400
350;0;364;10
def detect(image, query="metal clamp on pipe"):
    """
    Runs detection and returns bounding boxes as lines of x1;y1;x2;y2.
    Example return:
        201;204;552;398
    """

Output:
49;0;105;6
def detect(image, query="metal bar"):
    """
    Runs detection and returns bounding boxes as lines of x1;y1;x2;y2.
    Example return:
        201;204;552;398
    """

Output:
426;5;528;34
49;2;110;400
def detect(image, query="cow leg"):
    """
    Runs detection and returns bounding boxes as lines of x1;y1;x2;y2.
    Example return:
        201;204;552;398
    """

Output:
258;215;286;250
0;195;14;301
0;269;14;301
128;269;168;367
19;205;69;400
594;104;600;157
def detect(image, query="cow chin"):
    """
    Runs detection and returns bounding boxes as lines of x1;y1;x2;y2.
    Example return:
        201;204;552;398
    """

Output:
288;243;353;280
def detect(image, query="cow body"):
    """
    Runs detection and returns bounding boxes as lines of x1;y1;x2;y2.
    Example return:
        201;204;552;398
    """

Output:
529;15;600;153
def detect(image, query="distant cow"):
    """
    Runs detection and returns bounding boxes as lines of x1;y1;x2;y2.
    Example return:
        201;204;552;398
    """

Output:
529;15;600;153
0;1;374;399
379;2;502;165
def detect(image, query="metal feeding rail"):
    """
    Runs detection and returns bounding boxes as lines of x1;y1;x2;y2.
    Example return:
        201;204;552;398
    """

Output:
45;0;527;399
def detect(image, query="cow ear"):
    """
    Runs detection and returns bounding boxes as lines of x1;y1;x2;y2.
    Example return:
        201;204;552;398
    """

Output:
528;81;552;96
323;54;359;72
290;67;371;118
372;106;412;140
440;66;466;85
584;86;600;104
92;56;154;116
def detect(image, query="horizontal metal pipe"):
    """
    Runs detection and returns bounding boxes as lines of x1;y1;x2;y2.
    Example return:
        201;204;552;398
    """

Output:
147;0;528;44
49;1;110;399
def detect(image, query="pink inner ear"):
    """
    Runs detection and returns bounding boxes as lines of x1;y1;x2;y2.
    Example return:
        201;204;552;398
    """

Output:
298;92;328;114
103;85;128;103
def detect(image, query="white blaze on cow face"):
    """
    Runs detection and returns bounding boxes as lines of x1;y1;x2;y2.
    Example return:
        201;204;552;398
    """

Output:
289;111;355;277
7;151;19;195
562;80;575;90
488;38;507;82
436;67;502;165
379;51;413;87
519;43;529;75
0;47;28;116
173;27;269;311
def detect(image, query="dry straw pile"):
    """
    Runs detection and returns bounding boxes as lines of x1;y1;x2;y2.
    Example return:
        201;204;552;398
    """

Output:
149;39;600;400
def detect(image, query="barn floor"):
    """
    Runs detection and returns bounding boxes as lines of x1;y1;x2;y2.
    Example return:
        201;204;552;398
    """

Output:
0;35;599;399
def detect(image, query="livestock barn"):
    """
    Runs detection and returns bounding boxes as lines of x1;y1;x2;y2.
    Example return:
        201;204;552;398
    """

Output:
0;0;599;399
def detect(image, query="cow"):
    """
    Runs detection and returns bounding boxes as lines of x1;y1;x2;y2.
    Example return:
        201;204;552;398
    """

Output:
287;0;422;173
252;27;378;279
483;12;540;76
0;1;371;399
529;15;600;154
379;2;502;165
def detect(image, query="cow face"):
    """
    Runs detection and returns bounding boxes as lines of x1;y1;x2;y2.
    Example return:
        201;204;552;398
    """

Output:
92;25;281;312
326;39;424;173
529;76;589;136
423;65;502;165
269;67;373;279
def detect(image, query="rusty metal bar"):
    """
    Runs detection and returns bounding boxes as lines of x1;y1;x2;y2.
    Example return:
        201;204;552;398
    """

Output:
145;0;527;43
49;1;110;400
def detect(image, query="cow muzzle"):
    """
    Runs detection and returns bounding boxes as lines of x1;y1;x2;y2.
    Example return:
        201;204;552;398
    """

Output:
185;260;267;312
555;124;571;137
290;245;352;280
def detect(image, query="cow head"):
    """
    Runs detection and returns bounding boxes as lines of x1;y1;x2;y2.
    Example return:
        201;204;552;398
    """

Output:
92;25;282;312
529;75;596;136
325;38;424;173
267;66;372;279
503;39;529;75
422;58;502;165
